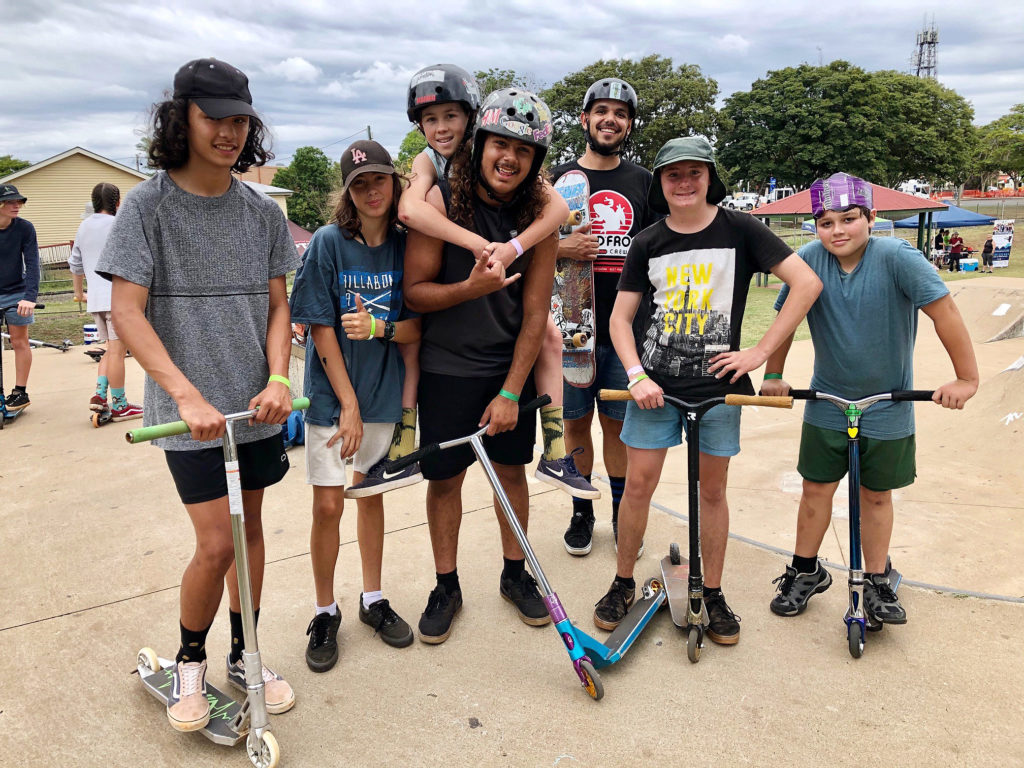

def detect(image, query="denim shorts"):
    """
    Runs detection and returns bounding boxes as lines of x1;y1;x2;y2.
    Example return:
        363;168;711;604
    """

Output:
563;344;629;421
620;401;741;457
0;293;34;326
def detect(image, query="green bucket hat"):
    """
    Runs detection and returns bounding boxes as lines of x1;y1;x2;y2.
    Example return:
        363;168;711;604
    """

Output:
647;136;728;213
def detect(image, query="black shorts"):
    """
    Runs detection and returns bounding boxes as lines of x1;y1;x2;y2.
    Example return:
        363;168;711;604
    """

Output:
418;370;537;481
164;433;289;505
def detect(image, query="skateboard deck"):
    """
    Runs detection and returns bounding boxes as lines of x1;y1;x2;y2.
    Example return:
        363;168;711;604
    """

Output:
138;655;247;744
660;550;708;628
551;170;596;388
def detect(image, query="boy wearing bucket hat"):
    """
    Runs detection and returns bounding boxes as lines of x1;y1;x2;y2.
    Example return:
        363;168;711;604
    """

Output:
0;184;38;411
601;137;821;638
762;172;977;623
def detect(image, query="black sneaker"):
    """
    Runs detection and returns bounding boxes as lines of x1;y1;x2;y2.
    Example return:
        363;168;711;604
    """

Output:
499;571;550;626
534;449;600;499
305;611;341;672
864;573;907;625
5;390;29;411
563;510;595;556
359;595;414;647
611;507;645;560
770;562;832;616
593;579;635;631
418;585;462;645
345;456;423;499
705;591;741;645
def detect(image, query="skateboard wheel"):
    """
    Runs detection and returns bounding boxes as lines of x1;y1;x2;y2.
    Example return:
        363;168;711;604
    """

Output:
572;333;587;348
137;647;160;673
247;730;280;768
578;659;604;701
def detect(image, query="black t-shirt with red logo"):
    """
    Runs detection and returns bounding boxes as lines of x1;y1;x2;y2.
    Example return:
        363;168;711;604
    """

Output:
551;159;659;345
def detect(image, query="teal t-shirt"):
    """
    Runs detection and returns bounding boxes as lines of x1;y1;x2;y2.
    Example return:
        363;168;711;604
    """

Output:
776;236;948;439
289;224;410;427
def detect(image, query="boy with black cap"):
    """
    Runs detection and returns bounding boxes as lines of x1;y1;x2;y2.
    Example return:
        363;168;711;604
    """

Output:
601;137;821;639
762;172;977;624
98;57;300;731
0;183;38;411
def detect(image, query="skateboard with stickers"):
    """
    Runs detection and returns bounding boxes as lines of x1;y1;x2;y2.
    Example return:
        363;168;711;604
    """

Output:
551;170;596;388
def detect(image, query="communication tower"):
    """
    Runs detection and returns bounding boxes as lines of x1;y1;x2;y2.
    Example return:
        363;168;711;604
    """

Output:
912;17;938;78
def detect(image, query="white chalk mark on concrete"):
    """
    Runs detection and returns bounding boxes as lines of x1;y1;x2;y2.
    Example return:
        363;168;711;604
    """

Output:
992;303;1011;317
1001;412;1023;426
1002;355;1024;372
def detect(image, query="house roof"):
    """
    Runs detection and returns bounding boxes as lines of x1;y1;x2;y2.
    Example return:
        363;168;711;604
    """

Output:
0;146;149;183
754;184;947;219
287;219;313;243
241;180;294;197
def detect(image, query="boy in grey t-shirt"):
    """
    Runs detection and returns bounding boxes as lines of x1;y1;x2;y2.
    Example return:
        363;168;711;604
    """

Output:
97;58;301;732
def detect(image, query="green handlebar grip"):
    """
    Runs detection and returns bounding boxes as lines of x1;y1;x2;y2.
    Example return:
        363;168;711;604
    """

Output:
126;397;311;444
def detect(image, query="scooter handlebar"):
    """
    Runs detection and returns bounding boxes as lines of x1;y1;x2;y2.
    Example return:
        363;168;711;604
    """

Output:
723;394;793;409
598;389;632;401
891;390;936;402
126;397;311;444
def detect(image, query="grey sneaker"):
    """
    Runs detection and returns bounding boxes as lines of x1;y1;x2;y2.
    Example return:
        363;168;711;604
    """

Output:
535;448;600;499
499;571;550;626
770;562;833;616
345;455;423;499
305;611;341;672
359;595;414;647
563;510;595;556
864;573;907;625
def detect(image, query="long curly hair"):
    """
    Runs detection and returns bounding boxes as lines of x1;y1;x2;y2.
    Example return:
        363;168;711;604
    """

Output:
146;96;272;173
447;136;549;235
330;173;407;238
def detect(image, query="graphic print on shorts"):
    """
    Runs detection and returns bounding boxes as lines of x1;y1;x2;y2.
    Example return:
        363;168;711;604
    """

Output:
641;248;734;378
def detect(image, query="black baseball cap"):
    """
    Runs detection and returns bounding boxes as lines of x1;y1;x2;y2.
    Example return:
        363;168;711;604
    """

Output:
173;58;257;119
340;140;396;193
0;184;27;203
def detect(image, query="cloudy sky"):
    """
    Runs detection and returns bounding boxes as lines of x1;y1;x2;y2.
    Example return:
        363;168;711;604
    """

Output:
3;0;1023;173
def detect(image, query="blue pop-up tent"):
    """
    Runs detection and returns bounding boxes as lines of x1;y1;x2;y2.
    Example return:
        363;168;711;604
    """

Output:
893;203;995;229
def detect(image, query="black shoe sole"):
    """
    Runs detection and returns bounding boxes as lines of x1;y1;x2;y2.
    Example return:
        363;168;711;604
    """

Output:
305;647;339;673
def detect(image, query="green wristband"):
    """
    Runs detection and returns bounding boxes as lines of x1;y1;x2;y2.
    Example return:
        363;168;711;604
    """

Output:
499;389;520;403
367;316;376;340
763;373;783;380
268;374;290;388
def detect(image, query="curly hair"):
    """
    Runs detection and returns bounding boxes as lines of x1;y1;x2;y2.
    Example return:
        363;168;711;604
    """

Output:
90;183;120;215
146;96;272;173
447;136;549;235
330;173;407;238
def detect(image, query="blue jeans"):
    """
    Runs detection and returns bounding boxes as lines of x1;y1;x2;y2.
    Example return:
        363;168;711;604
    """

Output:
563;344;629;421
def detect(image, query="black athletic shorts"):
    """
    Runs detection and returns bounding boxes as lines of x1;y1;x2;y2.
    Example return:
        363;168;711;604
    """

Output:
164;433;289;505
418;370;537;481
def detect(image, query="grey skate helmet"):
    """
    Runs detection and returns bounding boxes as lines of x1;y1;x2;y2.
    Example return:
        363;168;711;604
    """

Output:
406;64;481;123
473;87;553;184
582;77;638;118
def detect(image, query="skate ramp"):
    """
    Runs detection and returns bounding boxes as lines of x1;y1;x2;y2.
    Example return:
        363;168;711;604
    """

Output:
948;278;1024;343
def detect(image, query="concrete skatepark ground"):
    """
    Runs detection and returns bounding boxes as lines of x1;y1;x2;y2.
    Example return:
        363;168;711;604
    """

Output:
2;279;1023;766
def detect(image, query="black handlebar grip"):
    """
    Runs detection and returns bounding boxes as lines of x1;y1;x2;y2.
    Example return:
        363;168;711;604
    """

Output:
386;443;440;472
891;390;935;402
788;389;816;400
518;394;551;414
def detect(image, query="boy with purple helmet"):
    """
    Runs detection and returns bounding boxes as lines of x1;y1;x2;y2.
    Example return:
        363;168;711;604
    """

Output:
762;172;978;623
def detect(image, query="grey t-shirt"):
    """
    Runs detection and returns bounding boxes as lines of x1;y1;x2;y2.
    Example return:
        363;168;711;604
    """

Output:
776;236;948;439
97;172;301;450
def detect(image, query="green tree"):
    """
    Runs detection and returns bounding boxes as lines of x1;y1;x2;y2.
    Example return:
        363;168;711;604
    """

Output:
474;68;542;99
540;55;720;168
717;61;976;192
977;104;1024;189
396;129;427;174
0;154;31;178
272;147;339;230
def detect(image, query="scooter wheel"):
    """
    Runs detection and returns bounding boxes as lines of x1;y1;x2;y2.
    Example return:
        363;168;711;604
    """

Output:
669;542;681;565
247;730;280;768
847;623;864;659
137;647;160;673
687;626;702;663
579;660;604;701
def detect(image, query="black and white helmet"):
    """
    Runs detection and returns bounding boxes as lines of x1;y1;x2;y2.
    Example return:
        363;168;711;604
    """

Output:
406;64;481;123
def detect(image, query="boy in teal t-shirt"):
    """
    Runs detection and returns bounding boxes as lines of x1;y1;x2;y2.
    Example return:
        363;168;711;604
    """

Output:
762;173;978;625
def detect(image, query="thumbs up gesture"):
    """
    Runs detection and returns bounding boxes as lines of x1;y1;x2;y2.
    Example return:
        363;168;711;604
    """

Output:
341;293;377;340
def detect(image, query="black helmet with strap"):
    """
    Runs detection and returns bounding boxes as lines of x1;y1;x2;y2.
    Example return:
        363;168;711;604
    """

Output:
407;64;481;123
582;77;637;157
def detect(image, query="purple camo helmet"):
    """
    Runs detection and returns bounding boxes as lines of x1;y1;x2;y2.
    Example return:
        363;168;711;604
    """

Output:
809;173;873;218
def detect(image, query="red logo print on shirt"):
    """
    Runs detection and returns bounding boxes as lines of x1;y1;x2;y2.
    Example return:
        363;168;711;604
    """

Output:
589;190;635;272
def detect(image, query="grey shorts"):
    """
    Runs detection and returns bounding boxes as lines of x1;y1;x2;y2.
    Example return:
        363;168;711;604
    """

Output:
91;311;118;341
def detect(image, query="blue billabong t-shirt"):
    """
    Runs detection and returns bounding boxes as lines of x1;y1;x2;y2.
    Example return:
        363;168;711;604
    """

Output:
290;224;411;426
776;236;948;439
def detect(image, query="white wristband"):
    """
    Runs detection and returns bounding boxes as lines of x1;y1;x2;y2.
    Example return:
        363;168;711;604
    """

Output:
510;237;524;257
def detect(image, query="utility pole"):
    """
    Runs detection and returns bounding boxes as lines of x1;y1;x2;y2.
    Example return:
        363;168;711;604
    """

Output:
366;125;372;141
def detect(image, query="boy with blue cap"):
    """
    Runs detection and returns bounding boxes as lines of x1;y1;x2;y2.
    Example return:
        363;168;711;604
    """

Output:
762;172;978;623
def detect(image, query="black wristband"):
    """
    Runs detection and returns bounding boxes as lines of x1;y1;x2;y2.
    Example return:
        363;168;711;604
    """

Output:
383;320;396;341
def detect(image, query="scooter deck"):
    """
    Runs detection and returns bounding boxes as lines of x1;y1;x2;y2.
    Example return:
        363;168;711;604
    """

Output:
138;657;246;745
661;554;696;628
579;578;666;669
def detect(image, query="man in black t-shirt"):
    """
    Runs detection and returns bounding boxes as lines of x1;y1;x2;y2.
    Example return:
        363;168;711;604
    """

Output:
549;77;660;558
405;88;558;644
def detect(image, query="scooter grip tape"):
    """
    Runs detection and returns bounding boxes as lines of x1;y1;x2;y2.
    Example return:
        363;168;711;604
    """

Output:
891;390;935;402
723;394;793;409
598;389;632;401
787;389;816;400
125;398;311;444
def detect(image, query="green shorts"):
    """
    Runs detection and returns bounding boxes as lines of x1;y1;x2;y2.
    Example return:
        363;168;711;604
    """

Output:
797;422;916;492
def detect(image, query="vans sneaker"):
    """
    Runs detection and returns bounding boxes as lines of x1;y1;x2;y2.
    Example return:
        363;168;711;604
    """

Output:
499;571;550;626
359;595;414;647
535;448;600;499
770;562;833;616
110;402;144;421
305;611;341;672
864;573;907;624
563;510;595;556
593;579;635;631
4;390;29;411
418;585;462;645
226;655;295;714
705;590;741;645
89;394;108;412
345;456;423;499
166;659;210;732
